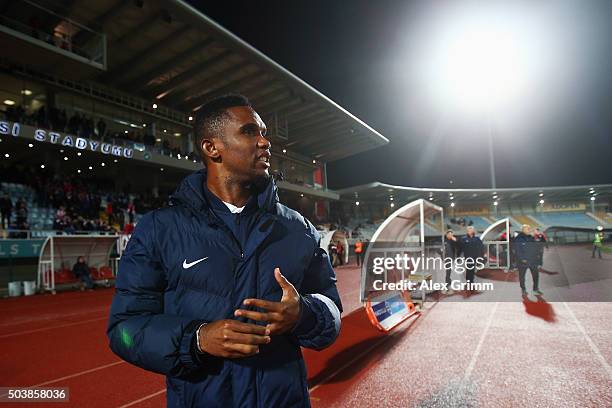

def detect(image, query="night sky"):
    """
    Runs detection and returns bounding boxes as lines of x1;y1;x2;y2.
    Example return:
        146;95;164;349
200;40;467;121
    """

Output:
191;0;612;189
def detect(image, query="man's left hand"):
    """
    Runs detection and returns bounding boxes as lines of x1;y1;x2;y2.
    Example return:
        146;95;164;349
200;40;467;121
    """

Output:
235;267;301;335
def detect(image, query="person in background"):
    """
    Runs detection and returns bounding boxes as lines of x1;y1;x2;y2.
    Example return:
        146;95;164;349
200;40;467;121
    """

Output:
532;227;548;270
336;240;344;266
460;226;485;286
442;229;458;295
72;256;94;291
515;225;542;297
0;193;12;229
354;239;363;266
592;230;604;259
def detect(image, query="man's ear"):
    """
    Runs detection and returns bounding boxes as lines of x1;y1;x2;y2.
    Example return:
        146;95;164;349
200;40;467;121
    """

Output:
201;137;222;162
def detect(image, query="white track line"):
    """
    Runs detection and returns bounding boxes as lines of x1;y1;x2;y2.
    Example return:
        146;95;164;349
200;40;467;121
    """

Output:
0;316;108;339
0;361;125;398
562;302;612;380
0;308;108;328
118;389;167;408
464;302;499;381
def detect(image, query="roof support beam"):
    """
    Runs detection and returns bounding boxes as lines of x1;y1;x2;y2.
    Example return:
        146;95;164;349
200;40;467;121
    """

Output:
164;62;247;105
147;50;234;98
101;25;192;83
188;73;270;110
119;38;216;91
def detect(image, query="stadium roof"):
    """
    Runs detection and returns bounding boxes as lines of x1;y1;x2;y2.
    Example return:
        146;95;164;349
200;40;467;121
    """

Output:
2;0;389;162
337;182;612;206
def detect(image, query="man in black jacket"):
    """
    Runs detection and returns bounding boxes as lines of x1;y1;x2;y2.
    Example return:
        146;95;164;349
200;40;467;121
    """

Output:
515;225;542;297
442;230;458;294
72;256;94;291
460;226;485;285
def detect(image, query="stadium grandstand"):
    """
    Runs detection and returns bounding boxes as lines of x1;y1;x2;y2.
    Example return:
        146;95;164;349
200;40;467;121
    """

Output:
333;182;612;245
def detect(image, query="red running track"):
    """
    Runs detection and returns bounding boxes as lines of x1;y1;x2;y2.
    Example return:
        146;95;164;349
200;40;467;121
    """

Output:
0;245;610;407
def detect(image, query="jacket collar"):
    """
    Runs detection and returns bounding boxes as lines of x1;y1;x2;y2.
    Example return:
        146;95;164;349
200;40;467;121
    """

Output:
170;168;279;216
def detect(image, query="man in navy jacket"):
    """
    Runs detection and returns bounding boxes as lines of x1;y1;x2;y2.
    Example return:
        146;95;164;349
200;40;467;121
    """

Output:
107;95;342;407
515;224;542;297
460;226;485;285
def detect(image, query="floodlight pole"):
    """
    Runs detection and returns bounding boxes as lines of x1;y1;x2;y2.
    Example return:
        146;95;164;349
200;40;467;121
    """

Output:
487;117;497;189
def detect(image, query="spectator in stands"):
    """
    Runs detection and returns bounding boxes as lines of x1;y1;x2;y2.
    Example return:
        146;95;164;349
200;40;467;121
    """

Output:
460;226;485;286
15;197;28;227
442;230;458;295
96;118;106;139
592;230;604;259
515;225;542;297
0;193;12;229
72;256;94;291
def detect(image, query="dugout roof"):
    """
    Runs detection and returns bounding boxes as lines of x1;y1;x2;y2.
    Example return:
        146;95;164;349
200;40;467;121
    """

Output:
1;0;389;162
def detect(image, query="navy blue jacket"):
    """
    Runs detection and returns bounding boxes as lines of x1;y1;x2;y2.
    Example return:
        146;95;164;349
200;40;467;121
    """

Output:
514;232;539;265
460;234;485;260
107;170;342;407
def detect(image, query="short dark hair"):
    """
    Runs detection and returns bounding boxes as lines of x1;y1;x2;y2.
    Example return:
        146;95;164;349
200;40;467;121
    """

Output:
193;94;251;162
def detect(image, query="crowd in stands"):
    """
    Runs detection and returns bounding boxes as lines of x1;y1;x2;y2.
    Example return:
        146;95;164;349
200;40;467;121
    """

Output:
0;163;169;235
449;217;473;227
2;103;195;160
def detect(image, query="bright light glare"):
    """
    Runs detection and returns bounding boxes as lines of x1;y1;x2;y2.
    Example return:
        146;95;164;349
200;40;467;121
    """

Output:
421;4;559;115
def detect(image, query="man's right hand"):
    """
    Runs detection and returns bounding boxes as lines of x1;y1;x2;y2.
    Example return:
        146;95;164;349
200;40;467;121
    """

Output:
198;320;271;358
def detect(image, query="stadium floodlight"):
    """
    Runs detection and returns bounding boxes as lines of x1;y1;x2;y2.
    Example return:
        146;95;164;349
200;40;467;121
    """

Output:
355;201;360;206
312;159;316;164
77;152;82;156
101;162;105;167
21;89;32;96
160;167;164;172
421;4;556;116
3;99;15;105
188;116;193;121
539;199;545;204
300;193;305;197
63;156;68;161
282;149;287;154
77;169;81;173
390;202;395;208
590;196;596;201
450;202;456;207
174;132;181;137
28;143;33;148
113;159;118;163
539;192;544;197
152;103;158;109
493;201;498;206
4;153;9;158
40;164;45;169
88;166;93;170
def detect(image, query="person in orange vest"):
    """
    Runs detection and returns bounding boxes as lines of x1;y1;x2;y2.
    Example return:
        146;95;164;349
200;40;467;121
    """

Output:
354;240;363;266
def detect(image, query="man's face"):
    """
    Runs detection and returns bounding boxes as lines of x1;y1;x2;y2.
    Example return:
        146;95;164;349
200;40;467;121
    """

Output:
522;226;531;235
213;106;271;186
467;227;475;237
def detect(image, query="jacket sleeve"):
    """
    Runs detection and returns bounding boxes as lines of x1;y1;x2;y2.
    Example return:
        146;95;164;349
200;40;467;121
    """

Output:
106;212;206;379
292;227;343;350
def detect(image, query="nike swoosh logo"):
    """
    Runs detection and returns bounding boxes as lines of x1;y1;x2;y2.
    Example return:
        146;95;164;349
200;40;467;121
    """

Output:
182;257;209;269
